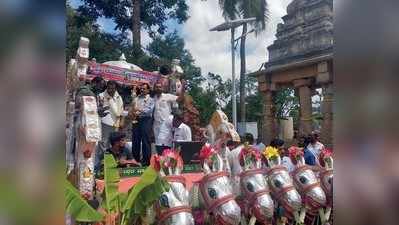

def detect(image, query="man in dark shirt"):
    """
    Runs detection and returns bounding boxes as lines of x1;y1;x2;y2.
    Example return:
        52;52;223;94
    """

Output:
95;131;141;173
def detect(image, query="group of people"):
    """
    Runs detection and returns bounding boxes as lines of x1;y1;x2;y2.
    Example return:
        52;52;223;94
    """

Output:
76;67;326;175
266;132;326;172
77;70;193;173
236;131;326;172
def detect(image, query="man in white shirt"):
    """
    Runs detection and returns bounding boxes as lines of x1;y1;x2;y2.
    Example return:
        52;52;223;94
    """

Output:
156;113;191;154
172;113;192;142
153;82;184;151
98;81;124;152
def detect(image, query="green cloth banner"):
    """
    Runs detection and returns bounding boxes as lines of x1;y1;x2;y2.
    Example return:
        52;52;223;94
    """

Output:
119;164;202;177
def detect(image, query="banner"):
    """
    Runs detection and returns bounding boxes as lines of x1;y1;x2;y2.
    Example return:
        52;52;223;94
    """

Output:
119;164;202;177
85;62;164;86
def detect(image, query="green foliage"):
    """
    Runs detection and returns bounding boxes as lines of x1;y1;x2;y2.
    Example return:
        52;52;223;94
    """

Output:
147;31;204;90
274;88;300;120
121;167;170;225
218;0;269;34
103;154;121;213
217;0;270;123
77;0;189;38
65;180;104;222
66;3;128;63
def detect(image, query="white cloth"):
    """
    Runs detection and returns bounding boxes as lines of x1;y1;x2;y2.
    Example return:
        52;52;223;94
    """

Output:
306;141;325;159
156;115;191;146
174;122;192;142
282;156;295;172
153;93;178;122
153;93;178;144
99;91;124;126
157;116;173;147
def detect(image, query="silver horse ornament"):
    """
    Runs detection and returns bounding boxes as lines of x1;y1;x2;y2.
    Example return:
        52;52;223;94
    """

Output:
317;149;333;225
150;149;194;225
264;147;303;224
288;147;327;224
190;144;241;225
235;145;274;225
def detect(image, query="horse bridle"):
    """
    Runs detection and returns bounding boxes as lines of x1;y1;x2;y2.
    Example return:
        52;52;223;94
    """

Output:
267;166;296;218
239;168;271;224
319;169;333;207
199;171;236;225
155;175;192;224
291;165;324;213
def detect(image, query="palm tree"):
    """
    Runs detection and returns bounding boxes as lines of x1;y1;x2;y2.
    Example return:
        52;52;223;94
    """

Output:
132;0;141;48
218;0;269;124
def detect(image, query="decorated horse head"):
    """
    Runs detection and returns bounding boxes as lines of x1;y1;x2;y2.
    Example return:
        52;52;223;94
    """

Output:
190;144;241;225
151;149;194;225
318;148;333;206
263;147;302;220
235;144;274;224
288;146;327;217
317;148;333;224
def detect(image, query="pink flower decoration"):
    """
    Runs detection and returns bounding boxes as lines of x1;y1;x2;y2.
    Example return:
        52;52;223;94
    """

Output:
150;154;161;171
239;145;261;167
288;146;304;163
320;148;333;158
161;148;181;169
199;143;216;162
319;148;333;167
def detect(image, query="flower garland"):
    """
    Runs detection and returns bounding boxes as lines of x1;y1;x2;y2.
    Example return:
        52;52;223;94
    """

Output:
199;143;217;165
263;146;280;161
150;148;183;173
239;143;261;168
288;146;304;164
319;148;333;167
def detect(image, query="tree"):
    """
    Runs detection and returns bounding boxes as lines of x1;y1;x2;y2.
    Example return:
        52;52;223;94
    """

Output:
77;0;189;48
274;88;300;128
147;32;204;95
67;2;130;63
218;0;269;123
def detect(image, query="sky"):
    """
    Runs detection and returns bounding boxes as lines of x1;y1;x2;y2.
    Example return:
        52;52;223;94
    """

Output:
70;0;293;80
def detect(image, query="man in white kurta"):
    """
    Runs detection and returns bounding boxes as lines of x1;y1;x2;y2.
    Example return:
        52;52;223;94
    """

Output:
153;82;182;151
98;81;124;152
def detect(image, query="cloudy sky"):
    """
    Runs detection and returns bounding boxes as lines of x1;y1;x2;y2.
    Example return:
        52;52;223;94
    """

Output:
71;0;293;79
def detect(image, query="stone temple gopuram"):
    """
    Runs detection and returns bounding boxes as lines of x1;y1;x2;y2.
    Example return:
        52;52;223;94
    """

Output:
252;0;333;147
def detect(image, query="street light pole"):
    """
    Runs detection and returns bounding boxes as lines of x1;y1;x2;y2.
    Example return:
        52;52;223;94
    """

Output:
231;28;237;128
209;17;256;129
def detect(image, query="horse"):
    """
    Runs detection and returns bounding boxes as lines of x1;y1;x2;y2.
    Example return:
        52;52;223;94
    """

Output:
190;144;241;225
233;145;275;225
317;149;333;225
149;149;195;225
288;147;327;225
264;147;303;224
